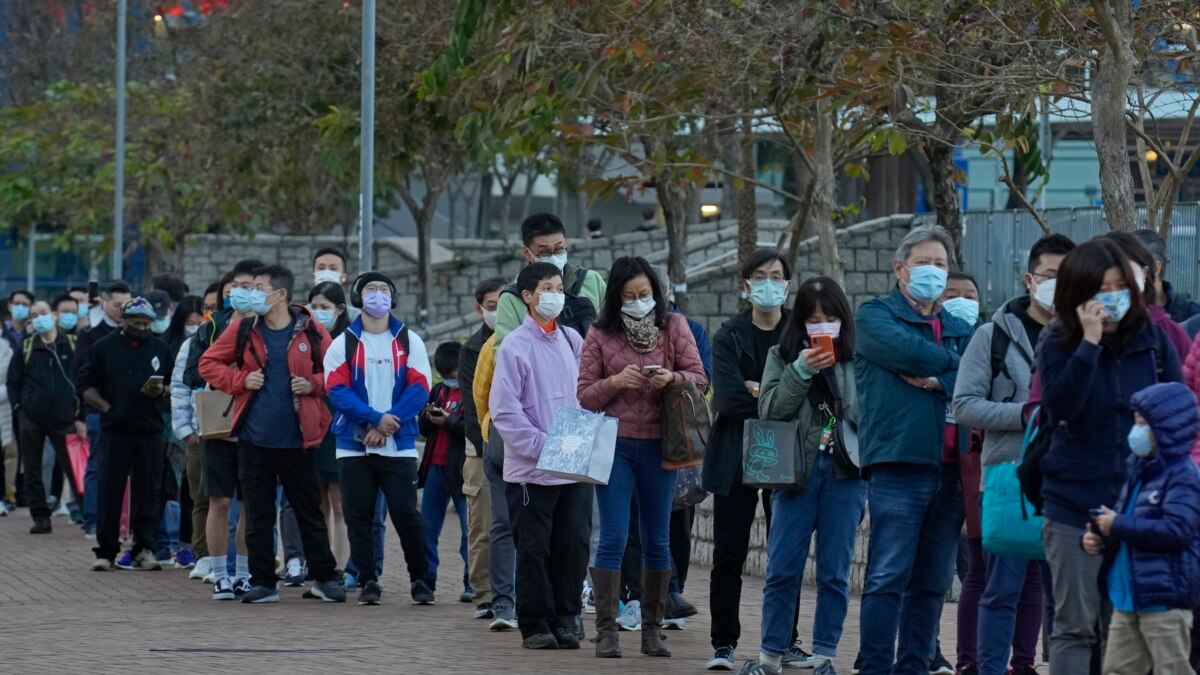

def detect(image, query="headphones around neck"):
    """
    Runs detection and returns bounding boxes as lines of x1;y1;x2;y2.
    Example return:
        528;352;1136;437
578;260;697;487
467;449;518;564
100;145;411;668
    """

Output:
349;273;398;310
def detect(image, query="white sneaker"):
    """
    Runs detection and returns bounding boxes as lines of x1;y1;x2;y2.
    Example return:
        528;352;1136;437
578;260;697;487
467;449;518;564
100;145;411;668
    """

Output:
616;599;642;631
53;501;71;517
582;581;596;615
190;557;213;581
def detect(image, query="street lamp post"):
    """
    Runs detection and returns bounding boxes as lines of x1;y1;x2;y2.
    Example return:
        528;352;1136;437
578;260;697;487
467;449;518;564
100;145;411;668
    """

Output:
113;0;127;280
358;0;376;273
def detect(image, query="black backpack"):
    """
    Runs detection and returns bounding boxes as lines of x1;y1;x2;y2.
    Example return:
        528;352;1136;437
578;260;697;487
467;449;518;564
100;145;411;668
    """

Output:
502;266;596;338
988;322;1032;403
1016;326;1168;514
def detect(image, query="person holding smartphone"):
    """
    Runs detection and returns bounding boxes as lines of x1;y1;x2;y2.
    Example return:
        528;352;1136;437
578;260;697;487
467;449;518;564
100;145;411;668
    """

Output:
77;297;174;572
577;256;708;659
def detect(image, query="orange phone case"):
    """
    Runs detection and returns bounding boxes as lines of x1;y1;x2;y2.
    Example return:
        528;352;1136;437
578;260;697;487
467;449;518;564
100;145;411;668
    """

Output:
811;335;836;364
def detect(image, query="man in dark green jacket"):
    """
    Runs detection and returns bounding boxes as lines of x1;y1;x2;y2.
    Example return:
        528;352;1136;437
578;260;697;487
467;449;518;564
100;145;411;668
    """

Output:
854;224;974;675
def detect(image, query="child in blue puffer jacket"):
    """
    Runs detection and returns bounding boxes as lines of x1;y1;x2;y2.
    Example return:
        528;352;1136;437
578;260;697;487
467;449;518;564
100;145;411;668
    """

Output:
1083;381;1200;675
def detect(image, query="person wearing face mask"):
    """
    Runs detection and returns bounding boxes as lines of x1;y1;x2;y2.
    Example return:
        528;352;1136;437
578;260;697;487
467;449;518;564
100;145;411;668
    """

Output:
73;280;132;539
302;282;352;584
53;294;81;336
6;289;35;347
200;264;344;605
1037;239;1183;675
321;271;433;607
493;213;606;346
1081;382;1200;675
941;271;982;327
854;224;975;675
702;249;803;671
949;233;1073;675
170;293;215;581
576;256;708;659
312;246;360;321
489;262;591;650
7;300;79;535
78;298;173;571
458;276;507;620
146;290;173;337
746;277;865;675
1102;231;1193;361
68;286;91;333
418;342;471;602
183;261;261;597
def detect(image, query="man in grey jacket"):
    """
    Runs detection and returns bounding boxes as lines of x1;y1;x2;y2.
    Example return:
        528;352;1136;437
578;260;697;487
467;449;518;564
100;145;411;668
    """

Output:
951;233;1074;675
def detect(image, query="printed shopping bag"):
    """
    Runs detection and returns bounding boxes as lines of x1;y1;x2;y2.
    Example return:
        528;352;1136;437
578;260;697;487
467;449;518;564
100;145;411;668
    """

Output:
740;419;803;489
536;407;619;485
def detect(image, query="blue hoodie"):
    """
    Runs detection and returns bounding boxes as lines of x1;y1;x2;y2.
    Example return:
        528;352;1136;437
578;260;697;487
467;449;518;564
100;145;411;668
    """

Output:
1102;382;1200;612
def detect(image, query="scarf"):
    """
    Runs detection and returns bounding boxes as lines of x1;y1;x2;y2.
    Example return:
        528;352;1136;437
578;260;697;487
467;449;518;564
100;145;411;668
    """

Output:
621;314;660;354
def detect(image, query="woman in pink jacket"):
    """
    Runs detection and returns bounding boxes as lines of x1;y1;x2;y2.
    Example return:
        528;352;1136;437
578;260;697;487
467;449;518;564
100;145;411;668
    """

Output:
578;256;708;660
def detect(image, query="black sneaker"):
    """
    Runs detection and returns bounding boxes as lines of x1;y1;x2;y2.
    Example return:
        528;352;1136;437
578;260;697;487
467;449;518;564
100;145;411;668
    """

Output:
782;643;815;667
852;653;863;675
708;646;736;670
410;580;436;605
240;585;280;603
735;661;780;675
553;625;580;649
929;649;953;675
357;580;382;606
309;578;347;603
30;517;52;534
522;632;559;650
474;602;494;619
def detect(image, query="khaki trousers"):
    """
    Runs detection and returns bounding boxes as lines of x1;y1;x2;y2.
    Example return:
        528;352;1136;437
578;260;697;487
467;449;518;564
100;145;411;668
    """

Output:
1103;608;1193;675
462;455;491;606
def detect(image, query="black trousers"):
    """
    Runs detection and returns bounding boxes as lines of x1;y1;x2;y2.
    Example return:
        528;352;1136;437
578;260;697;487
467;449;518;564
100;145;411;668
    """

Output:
506;481;592;639
17;411;75;519
709;483;799;650
339;453;427;585
94;432;163;560
238;441;337;587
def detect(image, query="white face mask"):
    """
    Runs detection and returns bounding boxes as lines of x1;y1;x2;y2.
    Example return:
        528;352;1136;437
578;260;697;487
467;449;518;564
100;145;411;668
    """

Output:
482;308;498;330
535;291;565;320
805;320;842;339
314;269;342;286
184;324;200;337
539;252;568;271
1033;278;1057;313
621;296;656;320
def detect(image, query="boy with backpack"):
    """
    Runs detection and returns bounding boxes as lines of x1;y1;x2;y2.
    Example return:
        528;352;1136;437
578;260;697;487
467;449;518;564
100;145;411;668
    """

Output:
1083;381;1200;674
199;265;344;604
323;271;435;607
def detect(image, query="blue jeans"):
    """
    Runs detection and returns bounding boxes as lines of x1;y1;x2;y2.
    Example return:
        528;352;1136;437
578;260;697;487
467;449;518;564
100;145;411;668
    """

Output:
859;463;964;675
156;500;180;553
421;463;468;590
977;552;1043;674
595;437;676;571
761;452;867;658
82;413;104;532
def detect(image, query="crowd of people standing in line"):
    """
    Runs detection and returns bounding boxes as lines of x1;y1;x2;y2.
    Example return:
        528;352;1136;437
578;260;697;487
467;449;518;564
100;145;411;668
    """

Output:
3;213;1200;675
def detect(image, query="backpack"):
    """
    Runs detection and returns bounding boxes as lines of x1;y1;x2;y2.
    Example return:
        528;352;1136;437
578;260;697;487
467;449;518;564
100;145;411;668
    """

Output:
988;321;1032;403
502;266;596;338
234;315;325;375
20;334;78;430
23;334;76;366
1017;326;1169;514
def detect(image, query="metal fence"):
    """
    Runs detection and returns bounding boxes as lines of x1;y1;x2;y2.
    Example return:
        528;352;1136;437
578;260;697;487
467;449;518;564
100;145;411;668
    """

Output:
916;204;1200;314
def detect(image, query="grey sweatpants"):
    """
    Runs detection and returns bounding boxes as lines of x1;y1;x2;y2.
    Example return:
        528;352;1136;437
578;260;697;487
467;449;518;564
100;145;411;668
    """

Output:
1044;519;1109;674
1103;609;1193;675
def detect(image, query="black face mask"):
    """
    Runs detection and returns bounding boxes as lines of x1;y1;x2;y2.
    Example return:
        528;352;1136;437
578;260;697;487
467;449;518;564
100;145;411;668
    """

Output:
124;326;151;341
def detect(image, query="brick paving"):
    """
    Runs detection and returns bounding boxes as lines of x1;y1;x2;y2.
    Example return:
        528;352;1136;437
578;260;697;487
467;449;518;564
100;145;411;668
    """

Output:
0;505;1009;675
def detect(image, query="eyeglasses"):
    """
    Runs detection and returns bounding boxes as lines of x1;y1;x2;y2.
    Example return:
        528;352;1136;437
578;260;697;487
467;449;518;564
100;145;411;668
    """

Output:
1030;271;1057;281
362;284;392;294
748;273;787;283
254;285;278;294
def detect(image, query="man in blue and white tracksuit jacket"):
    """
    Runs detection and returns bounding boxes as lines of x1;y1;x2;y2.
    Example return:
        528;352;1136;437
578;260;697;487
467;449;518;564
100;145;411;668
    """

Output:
324;272;435;606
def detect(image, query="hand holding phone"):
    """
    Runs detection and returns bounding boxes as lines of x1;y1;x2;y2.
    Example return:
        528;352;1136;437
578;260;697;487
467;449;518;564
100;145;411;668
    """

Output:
810;335;836;364
141;374;165;397
641;365;662;376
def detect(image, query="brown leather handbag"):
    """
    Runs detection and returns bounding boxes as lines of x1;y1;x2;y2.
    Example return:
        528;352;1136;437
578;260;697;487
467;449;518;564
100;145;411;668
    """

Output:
660;320;712;469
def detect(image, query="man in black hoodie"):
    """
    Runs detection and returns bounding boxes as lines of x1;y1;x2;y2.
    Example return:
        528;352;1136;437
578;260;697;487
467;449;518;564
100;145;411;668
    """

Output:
7;300;78;534
78;297;173;572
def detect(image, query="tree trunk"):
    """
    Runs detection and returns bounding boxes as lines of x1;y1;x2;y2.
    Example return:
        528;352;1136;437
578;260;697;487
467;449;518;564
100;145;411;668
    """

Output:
658;176;695;311
521;167;537;222
1005;148;1028;210
812;100;844;285
1091;0;1138;230
499;184;514;236
736;112;758;269
415;195;439;326
927;136;964;266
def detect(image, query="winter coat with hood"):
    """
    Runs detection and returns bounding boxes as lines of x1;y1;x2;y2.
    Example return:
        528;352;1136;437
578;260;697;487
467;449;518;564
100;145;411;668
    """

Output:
1099;382;1200;611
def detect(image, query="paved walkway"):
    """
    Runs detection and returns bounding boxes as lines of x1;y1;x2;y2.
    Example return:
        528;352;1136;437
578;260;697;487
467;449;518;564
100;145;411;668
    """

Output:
0;506;1005;674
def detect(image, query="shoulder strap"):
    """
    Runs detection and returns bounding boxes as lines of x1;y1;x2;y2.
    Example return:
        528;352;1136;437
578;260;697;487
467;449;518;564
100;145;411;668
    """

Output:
344;330;360;377
235;319;264;370
67;334;76;352
569;267;589;296
1153;323;1167;382
21;337;32;366
397;325;410;353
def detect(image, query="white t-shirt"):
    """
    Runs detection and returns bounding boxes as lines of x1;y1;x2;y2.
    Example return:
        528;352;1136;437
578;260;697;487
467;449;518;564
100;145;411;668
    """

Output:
329;328;431;459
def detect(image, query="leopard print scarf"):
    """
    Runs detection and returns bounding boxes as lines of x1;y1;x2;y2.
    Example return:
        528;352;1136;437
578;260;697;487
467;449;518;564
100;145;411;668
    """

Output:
620;313;661;354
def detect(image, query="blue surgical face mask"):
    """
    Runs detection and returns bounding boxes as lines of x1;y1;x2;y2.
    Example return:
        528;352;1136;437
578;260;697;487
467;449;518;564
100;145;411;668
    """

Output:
11;304;29;321
903;264;948;303
76;306;89;321
941;297;979;326
443;378;460;389
538;252;568;272
312;308;337;330
223;296;233;310
748;279;788;311
249;290;274;316
1094;289;1131;323
229;288;254;314
151;317;170;334
1127;422;1154;458
31;314;55;334
58;312;78;331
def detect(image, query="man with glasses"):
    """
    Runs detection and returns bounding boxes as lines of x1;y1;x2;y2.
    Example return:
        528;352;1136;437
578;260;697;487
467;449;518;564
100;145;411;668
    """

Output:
200;264;344;604
324;272;434;606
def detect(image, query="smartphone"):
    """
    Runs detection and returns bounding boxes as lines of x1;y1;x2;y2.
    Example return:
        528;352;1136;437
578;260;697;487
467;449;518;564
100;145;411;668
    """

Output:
642;365;662;376
810;335;836;364
145;375;164;386
87;280;100;302
1088;507;1105;520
